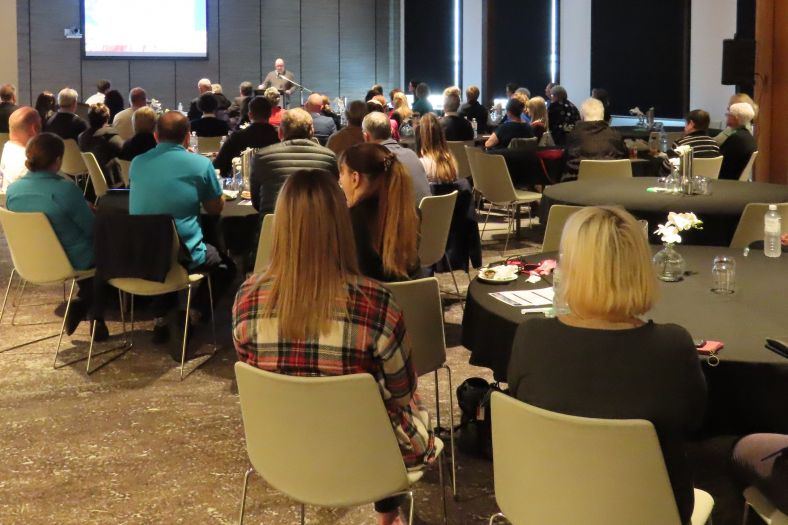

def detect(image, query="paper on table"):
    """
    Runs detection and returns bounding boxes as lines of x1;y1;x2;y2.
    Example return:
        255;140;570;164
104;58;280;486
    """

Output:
490;288;554;307
238;199;253;206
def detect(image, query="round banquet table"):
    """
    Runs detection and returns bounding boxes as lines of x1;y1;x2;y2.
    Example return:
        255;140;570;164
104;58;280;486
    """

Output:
541;178;788;246
201;198;259;256
461;246;788;435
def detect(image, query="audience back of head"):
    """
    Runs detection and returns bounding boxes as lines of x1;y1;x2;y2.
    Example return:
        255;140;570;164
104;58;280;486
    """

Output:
157;111;190;144
248;96;272;122
25;132;64;172
87;103;111;129
686;109;711;133
346;100;368;127
1;84;17;103
280;108;313;140
362;111;392;141
58;88;78;111
580;97;605;122
132;107;157;135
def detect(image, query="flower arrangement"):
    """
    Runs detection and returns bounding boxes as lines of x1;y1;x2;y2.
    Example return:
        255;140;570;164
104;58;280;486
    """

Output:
654;212;703;245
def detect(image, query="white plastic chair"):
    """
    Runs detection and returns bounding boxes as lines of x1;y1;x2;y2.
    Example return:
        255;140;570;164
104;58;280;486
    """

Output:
418;191;460;295
542;204;583;253
60;139;88;178
739;151;759;182
386;277;457;497
252;214;275;274
488;393;714;525
577;159;633;181
116;159;131;187
693;156;723;180
234;363;446;524
447;141;473;180
197;136;223;154
81;152;109;201
743;486;788;525
0;133;9;153
730;203;788;249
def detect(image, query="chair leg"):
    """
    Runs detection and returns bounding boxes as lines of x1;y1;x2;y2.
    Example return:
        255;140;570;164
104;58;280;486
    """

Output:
53;279;77;368
480;203;493;240
180;284;193;381
404;490;415;525
444;365;457;498
11;273;23;307
300;503;305;525
0;268;17;325
503;204;512;255
438;447;448;525
207;276;217;350
85;314;99;373
489;512;506;524
238;467;253;525
11;279;27;326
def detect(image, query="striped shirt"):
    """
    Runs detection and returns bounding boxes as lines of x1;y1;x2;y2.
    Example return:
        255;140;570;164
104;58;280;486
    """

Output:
661;131;721;175
232;274;435;468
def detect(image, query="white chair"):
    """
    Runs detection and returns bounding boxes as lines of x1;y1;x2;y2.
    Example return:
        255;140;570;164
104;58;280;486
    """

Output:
488;393;714;525
234;363;446;524
252;214;275;274
81;152;109;202
542;204;583;253
577;159;633;181
386;277;457;497
693;156;723;180
447;141;473;180
197;136;223;154
730;203;788;249
743;486;788;525
60;139;88;178
739;151;759;182
116;159;131;187
465;147;541;254
418;191;460;295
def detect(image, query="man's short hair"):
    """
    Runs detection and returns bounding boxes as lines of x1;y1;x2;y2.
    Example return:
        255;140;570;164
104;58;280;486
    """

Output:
57;88;78;108
248;96;272;121
580;97;605;122
550;84;568;101
415;82;430;99
362;111;392;140
686;109;711;132
97;80;111;93
87;103;111;129
25;132;64;172
506;82;519;94
466;85;480;102
371;84;384;95
129;87;147;106
280;108;313;140
0;84;15;102
198;78;212;90
132;106;157;134
346;100;368;127
505;97;525;116
197;92;218;113
729;103;755;126
157;111;190;143
443;93;461;113
240;81;253;96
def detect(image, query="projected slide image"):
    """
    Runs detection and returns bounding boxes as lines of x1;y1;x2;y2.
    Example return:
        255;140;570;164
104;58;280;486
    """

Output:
84;0;207;58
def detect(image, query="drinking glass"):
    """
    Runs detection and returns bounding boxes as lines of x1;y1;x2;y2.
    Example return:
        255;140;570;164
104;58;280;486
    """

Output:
638;220;649;241
711;255;736;294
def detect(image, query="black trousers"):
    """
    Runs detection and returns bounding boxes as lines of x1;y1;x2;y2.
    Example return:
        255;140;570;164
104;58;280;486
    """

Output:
374;495;404;514
75;277;106;321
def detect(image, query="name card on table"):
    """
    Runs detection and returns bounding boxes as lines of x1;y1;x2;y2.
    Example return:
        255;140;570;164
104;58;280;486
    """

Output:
490;288;554;308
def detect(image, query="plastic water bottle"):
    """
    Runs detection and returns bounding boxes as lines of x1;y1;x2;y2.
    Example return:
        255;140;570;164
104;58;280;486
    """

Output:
189;132;198;152
659;132;669;153
764;204;782;258
471;118;478;139
177;102;183;113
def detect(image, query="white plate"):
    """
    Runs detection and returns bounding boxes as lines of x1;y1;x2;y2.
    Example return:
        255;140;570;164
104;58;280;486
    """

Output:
477;271;518;283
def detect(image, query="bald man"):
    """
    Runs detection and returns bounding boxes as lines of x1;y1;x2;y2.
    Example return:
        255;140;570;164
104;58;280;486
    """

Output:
305;93;337;141
112;87;148;141
261;58;295;106
0;107;41;192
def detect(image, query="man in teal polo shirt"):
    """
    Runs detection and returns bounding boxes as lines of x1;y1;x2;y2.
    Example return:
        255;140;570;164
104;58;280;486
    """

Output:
129;111;234;344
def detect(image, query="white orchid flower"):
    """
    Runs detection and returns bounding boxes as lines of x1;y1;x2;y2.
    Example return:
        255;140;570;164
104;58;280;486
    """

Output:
655;223;682;244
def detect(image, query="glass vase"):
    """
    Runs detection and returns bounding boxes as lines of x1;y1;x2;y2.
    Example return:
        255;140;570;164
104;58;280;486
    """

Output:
653;243;686;282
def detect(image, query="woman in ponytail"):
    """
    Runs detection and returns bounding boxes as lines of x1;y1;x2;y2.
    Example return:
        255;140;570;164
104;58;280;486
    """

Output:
338;142;420;281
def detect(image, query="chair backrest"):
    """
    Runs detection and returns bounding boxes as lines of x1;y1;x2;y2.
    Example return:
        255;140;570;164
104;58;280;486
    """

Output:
197;136;222;154
81;152;109;199
447;141;473;179
577;159;633;181
692;156;723;179
60;139;88;176
491;393;683;525
234;363;410;507
418;190;458;267
542;204;583;253
464;144;484;188
739;150;759;182
744;486;788;525
0;208;75;283
253;214;275;274
508;137;538;152
730;202;788;249
116;159;131;187
0;133;9;153
385;277;447;376
472;152;519;204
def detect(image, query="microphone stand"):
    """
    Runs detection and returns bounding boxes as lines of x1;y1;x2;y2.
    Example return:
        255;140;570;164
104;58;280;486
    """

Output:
278;74;313;107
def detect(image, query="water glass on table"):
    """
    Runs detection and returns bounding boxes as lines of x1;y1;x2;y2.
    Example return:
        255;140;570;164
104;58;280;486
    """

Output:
711;256;736;294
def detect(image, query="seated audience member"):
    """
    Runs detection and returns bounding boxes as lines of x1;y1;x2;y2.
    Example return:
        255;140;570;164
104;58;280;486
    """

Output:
508;206;706;525
591;87;612;123
129;111;235;341
263;87;283;127
484;97;533;150
547;84;581;146
326;100;367;156
715;93;758;145
85;79;111;106
339;143;420;282
659;110;721;176
515;88;532;123
120;107;158;161
416;113;458;184
367;99;400;141
440;93;474;142
459;85;489;134
103;89;125;122
362;111;430;206
232;169;434;525
113;87;147;141
321;95;342;129
389;87;403;109
391;92;413;123
78;103;124;185
412;83;434;115
250;108;337;214
563;97;627;180
6;133;108;339
719;102;757;180
213;96;279;176
187;78;213;122
0;83;19;133
190;93;229;137
732;434;788;515
228;81;254;127
44;88;88;141
305;93;337;143
34;91;56;123
526;96;550;143
211;83;232;113
0;107;41;192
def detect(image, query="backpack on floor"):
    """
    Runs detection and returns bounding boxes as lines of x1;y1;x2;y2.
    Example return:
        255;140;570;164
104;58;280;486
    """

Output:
455;377;506;460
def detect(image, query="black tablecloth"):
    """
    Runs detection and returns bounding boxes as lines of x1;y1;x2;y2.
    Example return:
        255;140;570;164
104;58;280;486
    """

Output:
541;178;788;246
613;125;685;140
201;199;259;256
461;246;788;434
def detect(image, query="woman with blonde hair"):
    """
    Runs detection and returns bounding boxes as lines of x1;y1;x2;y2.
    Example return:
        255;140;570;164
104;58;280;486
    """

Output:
508;206;706;525
525;96;549;142
233;169;434;525
338;143;420;281
392;91;412;122
263;86;283;126
415;113;457;184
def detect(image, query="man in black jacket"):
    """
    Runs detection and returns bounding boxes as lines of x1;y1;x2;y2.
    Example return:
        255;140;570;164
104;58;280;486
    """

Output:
0;84;19;133
187;78;213;121
459;85;489;134
214;96;279;176
563;97;627;180
719;102;757;180
440;92;474;141
44;88;88;141
228;81;254;127
190;93;229;137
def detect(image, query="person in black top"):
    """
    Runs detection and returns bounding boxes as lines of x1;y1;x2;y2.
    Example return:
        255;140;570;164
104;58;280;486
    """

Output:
0;84;19;133
190;93;229;137
459;85;489;134
44;88;88;142
120;106;157;161
34;91;56;124
484;97;533;150
78;103;124;186
547;84;581;146
213;96;279;176
187;78;213;121
508;206;706;525
228;81;253;127
103;90;125;122
719;102;757;180
440;92;474;142
563;97;627;179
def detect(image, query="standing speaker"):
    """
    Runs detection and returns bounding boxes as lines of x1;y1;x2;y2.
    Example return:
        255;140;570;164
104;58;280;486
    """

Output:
722;39;756;85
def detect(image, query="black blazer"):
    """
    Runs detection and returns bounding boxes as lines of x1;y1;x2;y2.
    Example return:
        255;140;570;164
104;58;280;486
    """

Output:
213;123;279;175
45;112;88;142
719;128;757;180
190;116;229;137
120;132;157;161
459;101;490;134
0;102;19;133
440;115;475;142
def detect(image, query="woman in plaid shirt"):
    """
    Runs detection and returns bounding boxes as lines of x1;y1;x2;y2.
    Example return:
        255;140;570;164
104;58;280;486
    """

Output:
232;169;435;525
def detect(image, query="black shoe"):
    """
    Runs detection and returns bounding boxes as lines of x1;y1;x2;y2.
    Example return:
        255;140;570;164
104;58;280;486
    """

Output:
91;319;109;342
152;323;170;344
65;299;87;336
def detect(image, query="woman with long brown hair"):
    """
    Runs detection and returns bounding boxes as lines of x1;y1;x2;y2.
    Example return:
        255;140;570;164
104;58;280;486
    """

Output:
338;143;420;281
415;113;458;184
233;169;435;525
